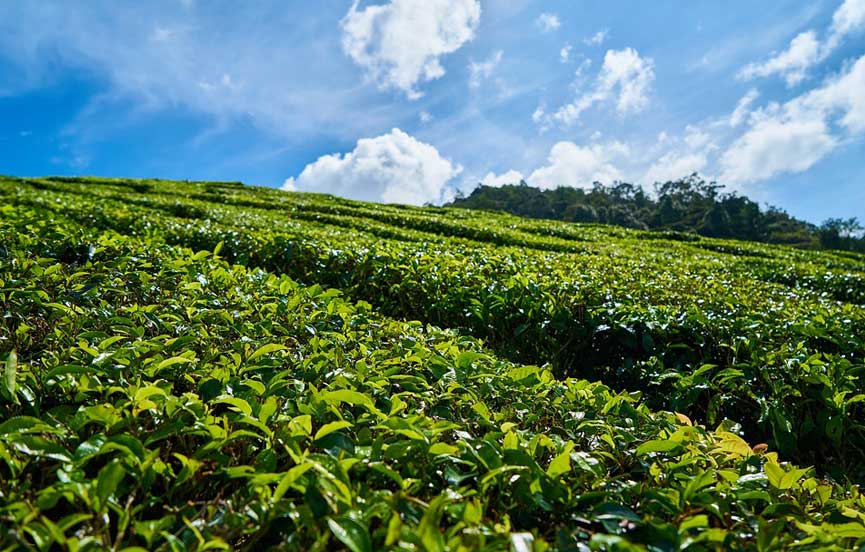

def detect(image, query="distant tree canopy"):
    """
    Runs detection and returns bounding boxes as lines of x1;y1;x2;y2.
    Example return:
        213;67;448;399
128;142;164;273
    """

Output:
445;174;865;252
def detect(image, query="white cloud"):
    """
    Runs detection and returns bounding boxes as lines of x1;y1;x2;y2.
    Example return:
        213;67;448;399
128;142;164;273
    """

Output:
550;48;654;125
643;121;717;185
729;88;759;126
531;105;546;123
574;57;593;78
684;124;715;150
468;50;503;89
341;0;481;99
600;48;655;115
551;97;594;126
739;0;865;87
535;13;561;33
720;116;836;184
830;0;865;41
419;110;433;123
738;31;822;87
643;152;708;184
721;54;865;184
0;3;410;140
527;141;628;189
480;169;525;187
560;44;572;63
800;56;865;133
283;128;462;205
583;29;609;46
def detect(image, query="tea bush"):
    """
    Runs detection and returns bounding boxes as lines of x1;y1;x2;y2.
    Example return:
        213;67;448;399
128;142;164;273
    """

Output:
3;178;865;549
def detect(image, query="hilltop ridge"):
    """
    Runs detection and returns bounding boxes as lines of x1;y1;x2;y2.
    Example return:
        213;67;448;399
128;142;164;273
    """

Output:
445;175;865;253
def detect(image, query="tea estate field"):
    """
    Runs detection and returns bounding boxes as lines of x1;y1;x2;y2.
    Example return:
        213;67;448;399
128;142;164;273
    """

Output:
3;175;865;550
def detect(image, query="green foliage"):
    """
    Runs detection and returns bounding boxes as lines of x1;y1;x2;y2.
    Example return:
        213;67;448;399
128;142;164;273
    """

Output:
446;175;837;249
2;176;865;550
820;218;865;252
8;176;865;472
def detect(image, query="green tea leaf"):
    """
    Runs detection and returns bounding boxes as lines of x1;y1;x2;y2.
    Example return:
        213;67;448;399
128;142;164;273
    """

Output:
247;343;286;363
636;439;682;456
764;461;786;489
273;464;314;502
315;421;353;441
0;416;59;436
96;460;126;509
321;389;373;408
155;356;193;371
327;517;372;552
4;350;17;401
428;442;459;456
547;442;574;478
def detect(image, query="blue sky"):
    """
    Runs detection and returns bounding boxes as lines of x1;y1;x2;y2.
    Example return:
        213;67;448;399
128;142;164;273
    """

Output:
1;0;864;223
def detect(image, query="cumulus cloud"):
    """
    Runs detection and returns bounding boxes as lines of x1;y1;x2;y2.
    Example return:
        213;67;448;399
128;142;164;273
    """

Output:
478;122;722;192
480;169;525;187
643;152;708;184
527;141;629;189
283;128;462;205
683;124;715;150
811;60;865;134
642;121;717;186
583;29;609;46
468;50;503;88
738;31;822;87
550;100;591;127
829;0;865;43
535;13;561;33
739;0;865;87
550;48;654;125
560;44;572;63
531;106;546;124
721;54;865;184
720;116;837;184
600;48;656;114
341;0;481;99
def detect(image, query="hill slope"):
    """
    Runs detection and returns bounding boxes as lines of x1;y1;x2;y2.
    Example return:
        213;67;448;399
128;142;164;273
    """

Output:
2;175;865;550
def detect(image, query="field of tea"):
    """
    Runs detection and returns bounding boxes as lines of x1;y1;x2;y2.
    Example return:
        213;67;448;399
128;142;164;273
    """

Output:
3;175;865;550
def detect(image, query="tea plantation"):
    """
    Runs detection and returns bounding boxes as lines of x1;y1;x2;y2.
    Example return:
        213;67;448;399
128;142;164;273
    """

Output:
2;175;865;550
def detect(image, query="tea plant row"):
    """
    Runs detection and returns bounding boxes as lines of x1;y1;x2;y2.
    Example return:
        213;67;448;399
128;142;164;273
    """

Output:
3;201;865;549
5;177;865;479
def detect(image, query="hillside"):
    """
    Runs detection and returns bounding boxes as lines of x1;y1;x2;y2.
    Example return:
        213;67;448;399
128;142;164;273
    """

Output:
3;175;865;550
445;176;865;252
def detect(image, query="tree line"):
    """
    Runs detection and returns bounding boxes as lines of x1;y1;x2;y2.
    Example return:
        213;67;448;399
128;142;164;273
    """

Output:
445;174;865;252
